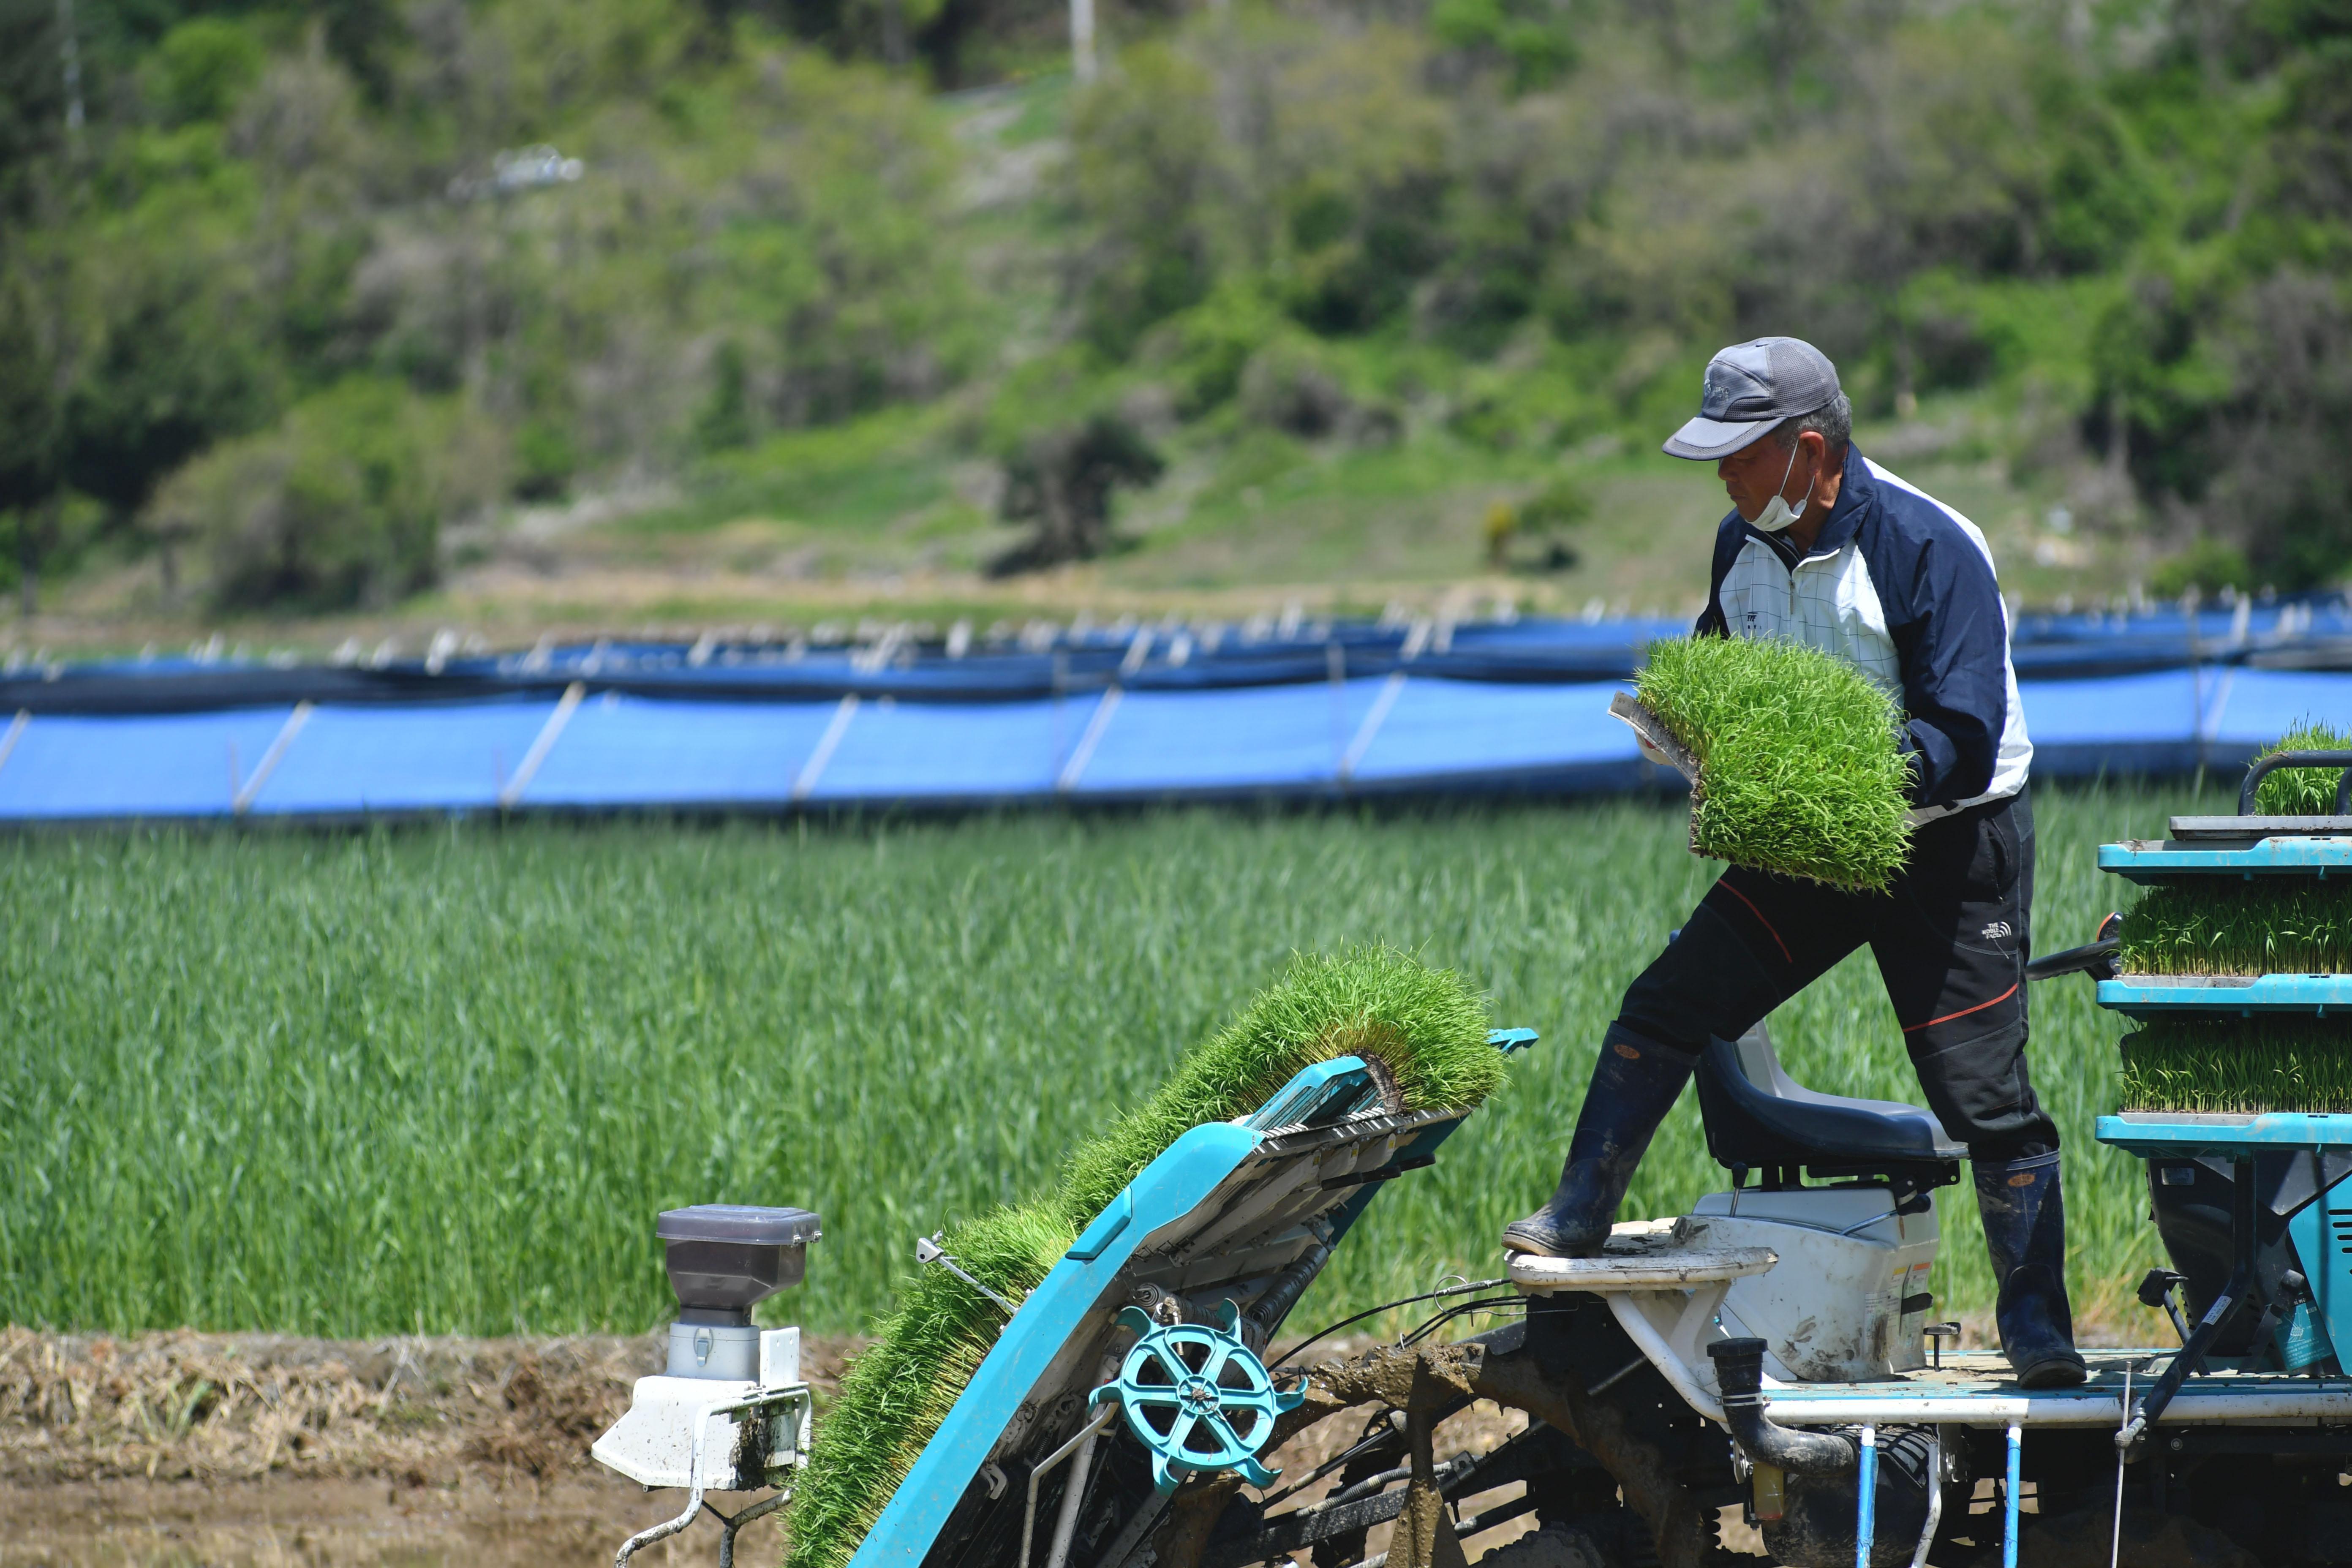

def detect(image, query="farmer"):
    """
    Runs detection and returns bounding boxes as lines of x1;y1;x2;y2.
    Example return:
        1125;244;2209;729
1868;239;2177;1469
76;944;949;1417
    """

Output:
1503;337;2085;1389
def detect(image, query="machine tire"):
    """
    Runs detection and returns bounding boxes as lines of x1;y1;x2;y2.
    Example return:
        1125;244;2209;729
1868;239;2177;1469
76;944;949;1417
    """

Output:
2017;1504;2259;1568
1475;1522;1612;1568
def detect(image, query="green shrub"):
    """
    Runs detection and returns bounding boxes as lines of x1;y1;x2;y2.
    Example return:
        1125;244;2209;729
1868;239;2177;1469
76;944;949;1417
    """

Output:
1238;340;1357;440
1149;283;1288;418
2149;536;2253;598
2252;721;2352;816
783;947;1500;1568
152;378;504;612
150;18;266;124
1427;0;1578;92
1636;636;1913;892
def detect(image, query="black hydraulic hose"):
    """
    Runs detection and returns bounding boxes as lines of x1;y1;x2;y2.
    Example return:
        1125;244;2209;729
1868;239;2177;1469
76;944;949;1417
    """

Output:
1270;1278;1509;1371
1244;1244;1331;1351
1706;1339;1859;1478
1399;1295;1526;1347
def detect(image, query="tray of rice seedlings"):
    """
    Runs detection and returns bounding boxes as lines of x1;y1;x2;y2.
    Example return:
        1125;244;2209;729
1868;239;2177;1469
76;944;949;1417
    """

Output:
2118;879;2352;978
2097;729;2352;1016
2152;720;2352;844
2251;721;2352;817
2118;1018;2352;1116
781;945;1504;1568
1621;634;1911;892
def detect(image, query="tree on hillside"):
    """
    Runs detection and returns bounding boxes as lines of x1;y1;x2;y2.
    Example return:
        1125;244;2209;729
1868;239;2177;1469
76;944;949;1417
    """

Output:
64;267;275;528
0;259;74;617
0;0;66;222
989;414;1164;576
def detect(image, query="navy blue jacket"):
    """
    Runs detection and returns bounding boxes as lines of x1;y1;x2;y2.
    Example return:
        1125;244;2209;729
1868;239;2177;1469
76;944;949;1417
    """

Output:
1694;446;2031;811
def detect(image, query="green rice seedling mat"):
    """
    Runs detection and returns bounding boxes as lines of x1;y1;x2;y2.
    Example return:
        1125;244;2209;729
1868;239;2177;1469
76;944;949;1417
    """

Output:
1633;636;1911;893
781;946;1502;1568
2253;723;2352;816
2118;879;2352;977
2120;1019;2352;1115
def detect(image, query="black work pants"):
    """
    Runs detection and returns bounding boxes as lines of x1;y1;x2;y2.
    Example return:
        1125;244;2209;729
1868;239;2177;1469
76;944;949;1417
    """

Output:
1617;787;2056;1161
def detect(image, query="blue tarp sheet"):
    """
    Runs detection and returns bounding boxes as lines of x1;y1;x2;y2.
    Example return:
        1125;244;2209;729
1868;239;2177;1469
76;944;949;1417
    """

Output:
252;700;558;815
2;665;2344;821
525;694;840;807
0;709;294;819
13;597;2352;716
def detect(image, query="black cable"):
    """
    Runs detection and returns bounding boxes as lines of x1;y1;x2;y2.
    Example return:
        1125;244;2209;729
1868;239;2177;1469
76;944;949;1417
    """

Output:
1397;1294;1525;1348
1269;1277;1509;1371
1253;1416;1405;1511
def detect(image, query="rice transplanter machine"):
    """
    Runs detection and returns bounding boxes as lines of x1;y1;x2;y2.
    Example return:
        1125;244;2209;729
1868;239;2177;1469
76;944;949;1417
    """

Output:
593;755;2352;1568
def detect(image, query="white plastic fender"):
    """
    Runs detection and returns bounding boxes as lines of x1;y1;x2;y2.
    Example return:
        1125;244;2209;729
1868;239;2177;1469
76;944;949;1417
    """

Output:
592;1326;812;1490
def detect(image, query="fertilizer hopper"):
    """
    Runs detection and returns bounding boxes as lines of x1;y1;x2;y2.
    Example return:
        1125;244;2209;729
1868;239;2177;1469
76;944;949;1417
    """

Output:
593;1203;822;1565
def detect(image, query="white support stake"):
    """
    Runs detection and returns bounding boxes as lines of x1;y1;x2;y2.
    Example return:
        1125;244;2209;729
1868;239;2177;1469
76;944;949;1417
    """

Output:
500;682;585;808
233;701;313;815
792;694;860;803
1057;686;1122;792
0;709;27;777
1340;672;1406;783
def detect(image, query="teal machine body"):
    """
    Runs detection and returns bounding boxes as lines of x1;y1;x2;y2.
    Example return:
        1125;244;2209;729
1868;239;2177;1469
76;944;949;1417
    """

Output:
2079;752;2352;1445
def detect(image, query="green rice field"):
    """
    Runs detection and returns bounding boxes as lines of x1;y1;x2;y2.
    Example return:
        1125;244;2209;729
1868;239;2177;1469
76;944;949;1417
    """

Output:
0;783;2205;1342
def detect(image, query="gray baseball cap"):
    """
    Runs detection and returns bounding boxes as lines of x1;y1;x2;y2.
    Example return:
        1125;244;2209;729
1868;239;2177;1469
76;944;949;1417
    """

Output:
1661;337;1841;460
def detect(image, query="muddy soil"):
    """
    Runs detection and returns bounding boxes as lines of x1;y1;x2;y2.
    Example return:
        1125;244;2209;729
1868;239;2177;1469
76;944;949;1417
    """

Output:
0;1322;2074;1565
0;1472;780;1566
0;1328;854;1566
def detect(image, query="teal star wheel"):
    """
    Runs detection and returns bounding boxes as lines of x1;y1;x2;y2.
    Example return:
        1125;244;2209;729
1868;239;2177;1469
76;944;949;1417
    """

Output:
1090;1301;1305;1494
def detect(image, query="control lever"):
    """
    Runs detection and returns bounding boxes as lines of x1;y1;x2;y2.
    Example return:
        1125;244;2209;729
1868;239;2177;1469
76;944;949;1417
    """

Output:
2137;1269;2190;1345
2026;912;2123;983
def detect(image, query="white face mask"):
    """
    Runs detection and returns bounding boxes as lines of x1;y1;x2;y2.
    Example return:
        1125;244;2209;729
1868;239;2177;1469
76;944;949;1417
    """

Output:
1744;441;1818;534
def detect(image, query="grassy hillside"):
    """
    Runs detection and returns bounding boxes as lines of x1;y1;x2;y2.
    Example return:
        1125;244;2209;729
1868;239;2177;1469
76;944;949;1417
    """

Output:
3;0;2347;654
0;782;2191;1341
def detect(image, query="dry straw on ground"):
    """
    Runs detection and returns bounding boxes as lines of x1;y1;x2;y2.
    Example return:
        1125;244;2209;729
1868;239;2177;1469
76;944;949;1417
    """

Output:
0;1326;707;1485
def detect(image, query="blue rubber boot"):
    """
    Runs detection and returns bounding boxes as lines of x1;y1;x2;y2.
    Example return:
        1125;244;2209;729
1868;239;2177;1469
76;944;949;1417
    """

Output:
1976;1150;2088;1389
1502;1025;1696;1258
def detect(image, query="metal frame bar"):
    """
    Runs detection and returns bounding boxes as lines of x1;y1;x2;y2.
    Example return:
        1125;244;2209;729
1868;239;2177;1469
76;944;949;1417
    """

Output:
611;1387;807;1568
2003;1422;2022;1568
2237;749;2352;816
2116;1157;2256;1454
1854;1425;1878;1568
1021;1403;1119;1568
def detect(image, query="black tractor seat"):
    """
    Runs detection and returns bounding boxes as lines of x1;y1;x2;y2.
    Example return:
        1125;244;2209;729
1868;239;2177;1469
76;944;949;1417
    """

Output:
1696;1024;1964;1191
